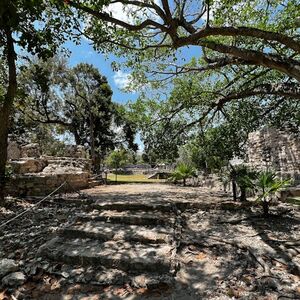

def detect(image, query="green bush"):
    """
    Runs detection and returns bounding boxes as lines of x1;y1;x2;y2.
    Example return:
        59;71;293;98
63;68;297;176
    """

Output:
255;171;291;216
169;163;196;186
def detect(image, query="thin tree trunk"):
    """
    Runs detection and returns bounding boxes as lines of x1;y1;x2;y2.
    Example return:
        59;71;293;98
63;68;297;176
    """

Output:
232;180;237;201
93;154;102;174
240;187;247;202
88;104;96;172
0;27;17;206
262;200;269;217
72;127;81;145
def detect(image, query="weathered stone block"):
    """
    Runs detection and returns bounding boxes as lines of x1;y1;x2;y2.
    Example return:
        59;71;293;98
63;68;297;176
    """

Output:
0;259;19;278
21;143;41;158
7;141;21;160
2;272;26;287
9;158;47;174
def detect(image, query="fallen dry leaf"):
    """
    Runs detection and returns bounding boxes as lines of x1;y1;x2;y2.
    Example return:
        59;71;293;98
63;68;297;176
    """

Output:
195;252;207;260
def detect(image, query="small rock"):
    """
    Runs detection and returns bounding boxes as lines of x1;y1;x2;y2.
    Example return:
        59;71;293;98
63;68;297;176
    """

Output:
132;275;147;288
61;271;69;278
258;277;279;291
0;259;19;278
2;272;26;287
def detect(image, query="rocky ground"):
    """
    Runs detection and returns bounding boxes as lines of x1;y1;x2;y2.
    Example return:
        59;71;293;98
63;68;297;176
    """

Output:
0;183;299;300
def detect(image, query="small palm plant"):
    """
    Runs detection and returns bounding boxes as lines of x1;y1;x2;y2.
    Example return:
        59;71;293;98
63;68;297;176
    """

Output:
227;165;257;201
235;166;257;202
169;163;196;186
255;171;291;216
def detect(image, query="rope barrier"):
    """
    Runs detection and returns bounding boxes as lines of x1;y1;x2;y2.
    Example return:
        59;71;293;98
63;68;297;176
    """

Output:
0;181;67;230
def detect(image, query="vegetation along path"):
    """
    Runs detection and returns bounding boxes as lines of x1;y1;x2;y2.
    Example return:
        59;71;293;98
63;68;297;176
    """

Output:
0;183;299;299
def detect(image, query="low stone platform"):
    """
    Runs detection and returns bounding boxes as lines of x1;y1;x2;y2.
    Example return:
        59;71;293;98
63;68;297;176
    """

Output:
76;210;175;226
59;221;171;243
38;237;174;273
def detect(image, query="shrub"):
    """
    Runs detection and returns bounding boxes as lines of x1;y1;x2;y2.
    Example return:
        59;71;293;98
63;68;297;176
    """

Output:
169;163;196;186
255;171;291;216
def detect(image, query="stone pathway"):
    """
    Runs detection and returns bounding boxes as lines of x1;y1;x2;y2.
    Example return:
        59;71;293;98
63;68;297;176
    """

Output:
36;184;230;292
37;199;178;283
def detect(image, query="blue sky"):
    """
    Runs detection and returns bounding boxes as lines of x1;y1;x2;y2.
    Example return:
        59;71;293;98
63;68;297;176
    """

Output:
65;38;200;105
65;39;138;105
64;38;200;151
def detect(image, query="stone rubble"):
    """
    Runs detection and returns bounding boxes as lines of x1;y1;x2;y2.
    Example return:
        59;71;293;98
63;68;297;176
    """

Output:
6;141;92;196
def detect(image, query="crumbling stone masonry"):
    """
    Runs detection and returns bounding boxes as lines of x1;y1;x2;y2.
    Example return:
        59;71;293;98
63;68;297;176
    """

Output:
247;128;300;183
6;142;91;196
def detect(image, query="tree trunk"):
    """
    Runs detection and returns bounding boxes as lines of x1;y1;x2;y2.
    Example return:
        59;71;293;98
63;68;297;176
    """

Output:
94;154;101;174
72;126;81;145
240;187;247;202
115;167;117;182
183;178;186;186
0;27;17;206
262;200;269;217
232;180;237;201
87;100;96;172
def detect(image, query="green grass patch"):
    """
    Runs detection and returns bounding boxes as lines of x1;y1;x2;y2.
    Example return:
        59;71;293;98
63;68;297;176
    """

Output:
107;173;165;183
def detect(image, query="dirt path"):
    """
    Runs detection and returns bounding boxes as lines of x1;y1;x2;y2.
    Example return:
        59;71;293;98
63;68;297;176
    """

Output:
0;183;299;299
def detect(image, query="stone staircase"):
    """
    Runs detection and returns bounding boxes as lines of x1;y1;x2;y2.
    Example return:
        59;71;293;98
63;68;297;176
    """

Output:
37;200;178;287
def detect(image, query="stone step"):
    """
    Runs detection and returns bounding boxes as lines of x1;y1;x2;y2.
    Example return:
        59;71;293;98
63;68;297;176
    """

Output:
76;210;175;226
59;221;172;244
38;237;175;273
91;201;174;212
39;263;175;290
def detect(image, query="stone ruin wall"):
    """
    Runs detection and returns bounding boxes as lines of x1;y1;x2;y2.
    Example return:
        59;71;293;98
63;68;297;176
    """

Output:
6;142;91;196
247;128;300;184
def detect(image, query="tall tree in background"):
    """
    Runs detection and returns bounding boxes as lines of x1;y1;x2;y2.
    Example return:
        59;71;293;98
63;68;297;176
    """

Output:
18;58;137;172
0;0;72;205
105;149;129;182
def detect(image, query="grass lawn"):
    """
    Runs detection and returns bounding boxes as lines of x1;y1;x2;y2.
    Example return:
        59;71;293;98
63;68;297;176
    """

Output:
107;173;165;183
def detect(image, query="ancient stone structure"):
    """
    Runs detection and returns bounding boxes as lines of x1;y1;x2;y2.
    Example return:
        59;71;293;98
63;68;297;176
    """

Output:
7;141;21;160
6;142;91;196
37;197;179;288
247;128;300;183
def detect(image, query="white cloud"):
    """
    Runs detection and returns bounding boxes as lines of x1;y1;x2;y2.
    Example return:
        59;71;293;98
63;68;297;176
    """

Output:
113;70;132;89
106;0;161;24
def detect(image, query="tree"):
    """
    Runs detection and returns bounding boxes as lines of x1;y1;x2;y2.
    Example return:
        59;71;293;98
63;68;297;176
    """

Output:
169;163;196;186
0;0;72;205
65;1;300;158
255;171;291;216
232;165;257;202
68;1;300;88
18;58;137;172
105;149;129;182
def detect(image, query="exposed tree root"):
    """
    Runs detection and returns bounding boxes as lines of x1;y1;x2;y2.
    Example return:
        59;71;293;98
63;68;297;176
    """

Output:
183;235;270;274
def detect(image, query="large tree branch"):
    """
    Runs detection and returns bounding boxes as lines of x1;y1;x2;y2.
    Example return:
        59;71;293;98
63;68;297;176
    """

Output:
180;26;300;53
194;40;300;82
171;82;300;136
68;1;300;81
70;2;300;52
216;82;300;109
68;1;167;32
